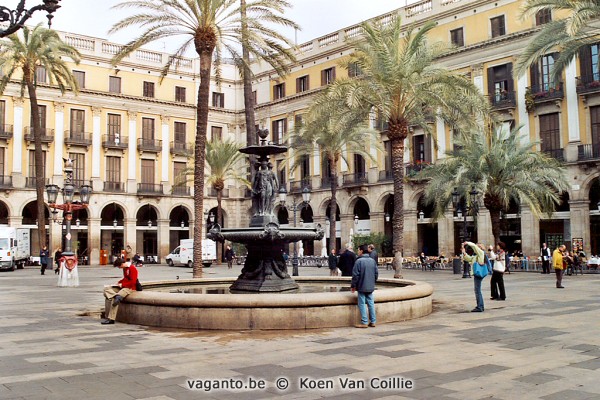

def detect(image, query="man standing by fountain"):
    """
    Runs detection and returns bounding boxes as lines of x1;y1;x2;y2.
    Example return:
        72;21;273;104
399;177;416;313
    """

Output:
351;244;378;328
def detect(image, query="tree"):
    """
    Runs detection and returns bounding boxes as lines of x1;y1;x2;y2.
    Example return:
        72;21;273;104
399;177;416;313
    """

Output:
111;0;297;278
420;119;569;246
327;18;487;278
289;89;379;253
0;24;80;251
516;0;600;82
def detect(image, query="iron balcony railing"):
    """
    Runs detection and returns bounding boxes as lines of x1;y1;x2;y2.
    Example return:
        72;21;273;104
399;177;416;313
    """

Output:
137;183;163;195
290;178;312;192
137;138;162;152
25;177;50;188
102;134;128;149
342;172;368;186
64;130;92;147
24;127;54;143
489;90;516;109
170;141;193;156
543;148;565;162
320;175;335;189
208;187;229;198
577;144;600;161
104;181;125;192
172;185;190;196
576;74;600;95
0;175;12;188
378;170;393;182
0;124;13;139
405;163;430;178
528;82;564;103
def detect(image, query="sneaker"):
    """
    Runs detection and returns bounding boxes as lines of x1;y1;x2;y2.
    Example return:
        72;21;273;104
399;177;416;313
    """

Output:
101;319;115;325
471;308;483;312
355;324;369;328
368;323;376;328
112;295;123;306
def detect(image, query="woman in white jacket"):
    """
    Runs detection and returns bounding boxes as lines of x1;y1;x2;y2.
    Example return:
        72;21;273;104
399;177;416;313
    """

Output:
489;241;507;300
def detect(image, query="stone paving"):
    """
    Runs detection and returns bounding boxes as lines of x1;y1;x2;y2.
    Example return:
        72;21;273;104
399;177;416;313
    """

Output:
1;264;599;399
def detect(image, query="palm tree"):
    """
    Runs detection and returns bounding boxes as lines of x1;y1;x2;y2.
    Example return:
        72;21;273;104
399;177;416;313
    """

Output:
110;0;297;278
0;24;80;251
328;18;487;278
516;0;600;82
420;120;569;246
289;89;379;253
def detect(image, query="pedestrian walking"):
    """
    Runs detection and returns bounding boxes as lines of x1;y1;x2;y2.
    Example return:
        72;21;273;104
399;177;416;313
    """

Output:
224;245;235;269
101;257;139;325
489;242;507;301
351;244;378;328
328;248;339;276
540;243;551;274
40;245;49;275
553;244;566;289
54;248;62;275
338;244;357;277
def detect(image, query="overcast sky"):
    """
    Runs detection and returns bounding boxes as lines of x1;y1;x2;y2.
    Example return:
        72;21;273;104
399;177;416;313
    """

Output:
16;0;413;52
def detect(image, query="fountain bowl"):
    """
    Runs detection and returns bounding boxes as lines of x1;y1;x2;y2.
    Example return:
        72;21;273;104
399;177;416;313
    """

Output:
105;277;433;330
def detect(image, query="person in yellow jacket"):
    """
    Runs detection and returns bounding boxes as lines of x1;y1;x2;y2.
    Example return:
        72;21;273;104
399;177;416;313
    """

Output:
552;245;566;289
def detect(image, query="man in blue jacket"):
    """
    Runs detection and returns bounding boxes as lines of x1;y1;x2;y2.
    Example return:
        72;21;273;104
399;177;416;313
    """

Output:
351;244;378;328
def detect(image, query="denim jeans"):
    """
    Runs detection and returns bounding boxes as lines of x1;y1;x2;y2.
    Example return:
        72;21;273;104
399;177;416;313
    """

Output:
357;291;376;324
473;276;484;311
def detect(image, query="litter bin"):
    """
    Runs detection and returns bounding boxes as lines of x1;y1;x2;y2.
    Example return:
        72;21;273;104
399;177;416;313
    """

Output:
100;250;108;266
452;258;462;274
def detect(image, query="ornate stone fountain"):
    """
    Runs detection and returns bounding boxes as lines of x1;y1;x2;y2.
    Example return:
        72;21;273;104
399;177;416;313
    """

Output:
207;129;324;292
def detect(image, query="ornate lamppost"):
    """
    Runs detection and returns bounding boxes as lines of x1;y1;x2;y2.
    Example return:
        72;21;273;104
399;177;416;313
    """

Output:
0;0;61;37
279;186;311;276
452;186;480;278
46;158;92;270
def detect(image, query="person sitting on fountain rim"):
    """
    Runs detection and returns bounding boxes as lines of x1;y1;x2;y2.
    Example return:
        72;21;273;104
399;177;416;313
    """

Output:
101;257;139;325
351;244;378;328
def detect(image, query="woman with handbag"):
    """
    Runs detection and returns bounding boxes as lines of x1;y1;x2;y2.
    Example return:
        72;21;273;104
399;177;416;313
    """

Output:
462;241;488;312
489;242;507;301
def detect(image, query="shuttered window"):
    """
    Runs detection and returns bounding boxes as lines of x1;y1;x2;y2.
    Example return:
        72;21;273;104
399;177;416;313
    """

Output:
591;106;600;147
143;81;155;98
70;109;85;136
175;86;186;102
535;9;551;26
539;113;560;151
109;76;121;93
141;159;154;184
30;104;47;131
173;161;186;187
487;63;514;100
296;76;309;93
142;118;154;140
28;150;46;178
211;126;222;143
73;70;85;88
0;100;5;128
271;119;286;144
212;92;224;108
107;114;121;140
273;83;285;99
35;66;46;83
490;16;505;38
106;156;121;183
354;154;365;175
0;148;4;176
450;28;464;47
174;122;186;143
321;67;336;85
69;153;85;184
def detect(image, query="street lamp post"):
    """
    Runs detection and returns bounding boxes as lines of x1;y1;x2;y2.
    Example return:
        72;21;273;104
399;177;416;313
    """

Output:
46;158;92;269
0;0;62;37
279;186;311;276
452;186;480;278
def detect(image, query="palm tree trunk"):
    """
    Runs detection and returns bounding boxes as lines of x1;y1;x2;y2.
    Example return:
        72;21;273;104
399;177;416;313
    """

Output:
328;157;338;253
390;129;407;279
192;39;215;278
240;0;257;180
216;188;223;265
26;77;47;251
489;209;502;247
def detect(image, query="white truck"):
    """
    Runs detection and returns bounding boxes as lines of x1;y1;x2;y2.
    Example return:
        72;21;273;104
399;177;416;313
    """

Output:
0;227;31;271
165;239;217;268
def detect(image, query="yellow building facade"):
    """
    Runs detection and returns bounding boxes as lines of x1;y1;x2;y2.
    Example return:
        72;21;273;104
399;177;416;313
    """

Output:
1;0;599;263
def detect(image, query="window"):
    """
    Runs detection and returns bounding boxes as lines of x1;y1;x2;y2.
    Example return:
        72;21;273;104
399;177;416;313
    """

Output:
535;9;551;26
0;100;5;129
294;114;303;128
487;63;514;103
35;66;46;83
530;53;559;92
143;81;155;98
175;86;186;102
109;76;121;94
322;155;333;178
579;44;600;84
69;153;85;185
174;122;186;143
413;134;431;163
252;90;257;105
591;106;600;148
173;161;186;187
348;63;362;78
211;126;222;142
107;114;121;141
73;70;85;88
0;148;4;176
212;92;224;108
141;159;155;184
271;118;286;144
321;67;336;85
450;27;464;47
142;118;155;140
70;109;85;137
539;113;560;152
28;149;46;179
30;104;47;131
490;15;506;38
296;76;309;93
300;155;310;178
541;54;556;91
276;160;286;188
273;83;285;99
106;156;121;183
354;154;365;175
384;141;392;172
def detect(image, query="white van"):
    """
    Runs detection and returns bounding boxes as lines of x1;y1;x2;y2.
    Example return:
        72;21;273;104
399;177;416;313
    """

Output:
166;239;216;267
0;227;31;271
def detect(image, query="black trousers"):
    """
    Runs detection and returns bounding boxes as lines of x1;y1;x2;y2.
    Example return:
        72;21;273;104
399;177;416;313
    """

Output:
542;260;550;274
490;271;506;300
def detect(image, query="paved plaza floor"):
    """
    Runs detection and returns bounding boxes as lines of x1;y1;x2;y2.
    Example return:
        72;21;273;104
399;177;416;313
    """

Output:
1;263;599;399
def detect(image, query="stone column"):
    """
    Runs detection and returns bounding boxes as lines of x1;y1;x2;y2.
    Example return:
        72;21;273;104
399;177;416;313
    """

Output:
520;206;540;257
160;116;170;194
158;218;170;262
125;217;137;254
438;210;455;257
91;107;102;192
570;200;590;253
89;217;101;265
12;97;25;187
127;111;138;193
404;208;418;257
49;220;62;256
477;208;494;246
53;102;65;181
340;214;354;248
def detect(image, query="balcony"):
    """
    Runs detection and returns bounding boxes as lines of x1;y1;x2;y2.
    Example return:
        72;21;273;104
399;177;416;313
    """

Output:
320;176;335;189
290;178;312;192
489;91;516;110
24;127;54;143
137;183;163;195
0;124;13;140
103;181;125;192
527;83;564;107
64;130;92;147
543;148;565;162
576;74;600;95
170;141;193;156
25;177;49;188
0;175;12;188
172;185;190;196
72;179;93;190
343;172;368;186
577;144;600;162
378;170;393;182
405;162;430;179
137;138;162;153
102;134;128;150
208;187;229;198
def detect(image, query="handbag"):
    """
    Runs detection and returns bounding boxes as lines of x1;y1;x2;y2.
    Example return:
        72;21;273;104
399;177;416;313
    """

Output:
492;260;506;273
472;261;488;278
135;279;143;291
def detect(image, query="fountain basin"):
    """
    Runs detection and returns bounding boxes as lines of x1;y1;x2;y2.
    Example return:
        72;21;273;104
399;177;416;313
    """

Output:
106;277;433;330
